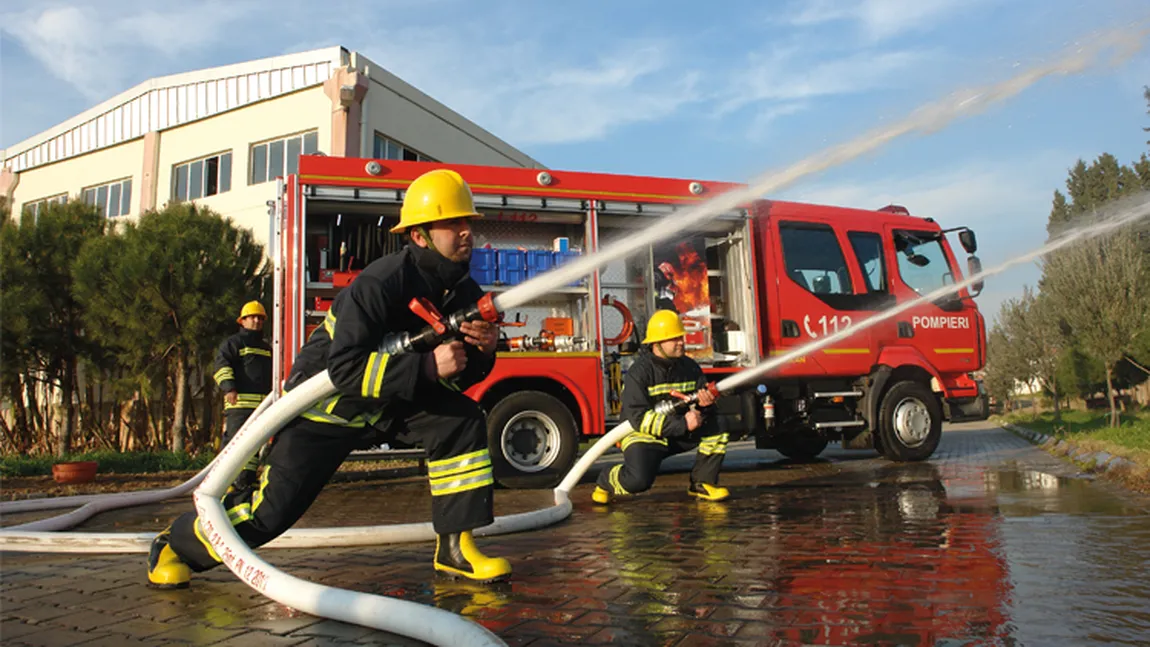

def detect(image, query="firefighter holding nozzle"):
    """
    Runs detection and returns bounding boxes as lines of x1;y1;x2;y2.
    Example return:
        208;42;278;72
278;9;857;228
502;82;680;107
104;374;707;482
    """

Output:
592;310;730;504
148;168;512;588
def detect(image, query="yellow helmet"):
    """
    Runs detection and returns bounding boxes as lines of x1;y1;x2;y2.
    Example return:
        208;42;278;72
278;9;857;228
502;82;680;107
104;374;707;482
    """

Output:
642;310;686;344
237;301;266;323
390;169;482;234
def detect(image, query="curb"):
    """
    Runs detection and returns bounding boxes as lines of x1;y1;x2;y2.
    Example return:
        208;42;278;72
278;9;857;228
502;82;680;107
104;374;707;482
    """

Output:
1001;422;1138;473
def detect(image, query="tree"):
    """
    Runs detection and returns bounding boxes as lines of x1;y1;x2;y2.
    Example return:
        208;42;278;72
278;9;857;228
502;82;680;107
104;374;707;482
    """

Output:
1;201;106;455
1048;154;1149;236
1042;227;1150;426
75;203;267;451
999;287;1065;417
983;326;1017;410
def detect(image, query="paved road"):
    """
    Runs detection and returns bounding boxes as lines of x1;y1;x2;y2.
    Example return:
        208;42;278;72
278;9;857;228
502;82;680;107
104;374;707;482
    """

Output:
3;422;1149;646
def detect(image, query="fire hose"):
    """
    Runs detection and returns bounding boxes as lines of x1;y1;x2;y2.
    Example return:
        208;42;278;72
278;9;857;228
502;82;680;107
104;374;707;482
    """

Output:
601;294;635;347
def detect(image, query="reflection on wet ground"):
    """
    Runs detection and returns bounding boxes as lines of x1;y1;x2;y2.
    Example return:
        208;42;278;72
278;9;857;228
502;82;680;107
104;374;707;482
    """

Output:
2;425;1149;646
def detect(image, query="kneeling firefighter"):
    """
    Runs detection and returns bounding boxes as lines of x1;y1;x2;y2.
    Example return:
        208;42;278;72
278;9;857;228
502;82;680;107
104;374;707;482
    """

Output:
593;310;730;504
147;168;511;588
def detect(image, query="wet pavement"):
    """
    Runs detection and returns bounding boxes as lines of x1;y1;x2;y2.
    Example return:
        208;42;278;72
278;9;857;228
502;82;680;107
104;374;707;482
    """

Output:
3;421;1149;646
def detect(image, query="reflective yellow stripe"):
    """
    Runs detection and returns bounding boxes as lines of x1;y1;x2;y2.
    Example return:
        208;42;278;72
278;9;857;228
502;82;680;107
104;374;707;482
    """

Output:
934;348;975;354
697;433;729;456
361;352;390;398
227;502;252;524
428;448;488;470
214;368;234;384
439;379;461;392
429;467;494;496
429;455;491;480
239;347;271;357
608;464;629;495
621;433;667;451
647;381;697;396
193;518;223;563
323;311;337;336
252;467;271;513
639;411;666;437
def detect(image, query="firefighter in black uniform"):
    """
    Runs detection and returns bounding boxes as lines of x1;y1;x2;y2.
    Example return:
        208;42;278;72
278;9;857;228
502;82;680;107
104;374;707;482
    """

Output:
592;310;730;504
147;168;510;588
212;300;272;490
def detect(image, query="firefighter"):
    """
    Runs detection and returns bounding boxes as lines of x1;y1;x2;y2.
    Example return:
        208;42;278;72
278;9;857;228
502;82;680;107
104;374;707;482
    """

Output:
592;310;730;504
147;168;510;588
212;300;272;490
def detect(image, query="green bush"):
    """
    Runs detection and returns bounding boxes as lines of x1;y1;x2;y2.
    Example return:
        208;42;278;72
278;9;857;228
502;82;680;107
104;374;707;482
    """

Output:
0;450;215;477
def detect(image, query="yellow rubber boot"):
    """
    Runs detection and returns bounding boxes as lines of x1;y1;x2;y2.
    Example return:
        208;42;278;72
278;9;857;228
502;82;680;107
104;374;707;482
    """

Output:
434;531;511;582
688;482;730;502
591;486;611;505
146;532;191;589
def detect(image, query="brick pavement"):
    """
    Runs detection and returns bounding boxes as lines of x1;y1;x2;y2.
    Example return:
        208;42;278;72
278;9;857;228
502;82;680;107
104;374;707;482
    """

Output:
1;423;1142;646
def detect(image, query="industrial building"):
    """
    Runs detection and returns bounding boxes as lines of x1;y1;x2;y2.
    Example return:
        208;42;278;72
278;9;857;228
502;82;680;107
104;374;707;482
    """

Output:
0;46;542;250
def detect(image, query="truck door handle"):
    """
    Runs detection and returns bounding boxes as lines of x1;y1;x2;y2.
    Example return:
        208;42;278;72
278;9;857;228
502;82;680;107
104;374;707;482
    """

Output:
782;320;801;338
898;322;914;338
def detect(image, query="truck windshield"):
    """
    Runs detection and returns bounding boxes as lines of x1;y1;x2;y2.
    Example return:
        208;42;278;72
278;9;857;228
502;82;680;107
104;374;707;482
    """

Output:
893;230;955;296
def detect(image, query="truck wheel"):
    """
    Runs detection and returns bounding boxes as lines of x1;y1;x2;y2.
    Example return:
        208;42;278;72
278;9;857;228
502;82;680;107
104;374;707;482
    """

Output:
877;381;942;462
486;391;579;489
774;430;829;461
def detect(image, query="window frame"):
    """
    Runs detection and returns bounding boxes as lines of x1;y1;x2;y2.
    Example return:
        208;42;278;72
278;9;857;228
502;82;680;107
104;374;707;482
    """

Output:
82;178;133;218
249;130;319;185
372;132;436;162
172;150;233;202
21;193;68;220
777;221;854;296
846;230;888;294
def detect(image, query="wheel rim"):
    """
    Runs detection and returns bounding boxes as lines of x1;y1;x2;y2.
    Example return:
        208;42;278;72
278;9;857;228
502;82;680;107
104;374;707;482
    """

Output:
500;410;563;473
893;397;932;447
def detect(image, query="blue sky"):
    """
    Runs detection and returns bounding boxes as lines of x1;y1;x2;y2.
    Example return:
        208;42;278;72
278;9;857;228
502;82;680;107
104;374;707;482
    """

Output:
2;0;1148;321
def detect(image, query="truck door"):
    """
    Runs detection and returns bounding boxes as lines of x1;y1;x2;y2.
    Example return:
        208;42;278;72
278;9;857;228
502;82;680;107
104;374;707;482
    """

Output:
766;212;891;377
886;227;982;374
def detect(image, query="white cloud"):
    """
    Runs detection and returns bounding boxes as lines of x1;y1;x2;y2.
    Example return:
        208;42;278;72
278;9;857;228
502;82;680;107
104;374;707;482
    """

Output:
0;1;256;100
718;47;927;116
786;0;984;41
359;34;700;145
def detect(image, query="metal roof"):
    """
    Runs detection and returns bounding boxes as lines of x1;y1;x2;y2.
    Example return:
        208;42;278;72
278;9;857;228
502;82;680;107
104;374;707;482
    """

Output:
2;47;348;173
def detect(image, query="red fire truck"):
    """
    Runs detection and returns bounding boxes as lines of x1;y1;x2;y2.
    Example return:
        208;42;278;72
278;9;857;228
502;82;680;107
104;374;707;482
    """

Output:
273;156;988;488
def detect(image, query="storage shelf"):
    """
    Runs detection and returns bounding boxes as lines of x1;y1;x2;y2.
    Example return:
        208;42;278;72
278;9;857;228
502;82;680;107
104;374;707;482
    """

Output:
480;285;588;294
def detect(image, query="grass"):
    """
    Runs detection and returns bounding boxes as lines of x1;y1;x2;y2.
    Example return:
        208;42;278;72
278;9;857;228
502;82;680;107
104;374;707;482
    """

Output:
0;450;216;477
0;449;423;478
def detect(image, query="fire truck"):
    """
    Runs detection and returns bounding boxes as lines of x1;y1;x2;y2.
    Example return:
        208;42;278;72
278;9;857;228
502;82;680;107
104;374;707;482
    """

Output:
272;155;989;488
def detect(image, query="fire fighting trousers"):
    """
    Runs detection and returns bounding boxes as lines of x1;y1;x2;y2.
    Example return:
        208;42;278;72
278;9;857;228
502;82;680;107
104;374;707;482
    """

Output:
597;416;728;496
223;408;262;477
166;388;495;572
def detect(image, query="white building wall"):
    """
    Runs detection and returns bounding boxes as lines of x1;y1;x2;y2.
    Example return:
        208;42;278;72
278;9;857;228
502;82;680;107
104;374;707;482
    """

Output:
11;139;145;215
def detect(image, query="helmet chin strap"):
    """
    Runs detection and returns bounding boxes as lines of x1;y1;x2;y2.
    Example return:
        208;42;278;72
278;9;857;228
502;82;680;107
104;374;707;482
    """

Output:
414;226;441;255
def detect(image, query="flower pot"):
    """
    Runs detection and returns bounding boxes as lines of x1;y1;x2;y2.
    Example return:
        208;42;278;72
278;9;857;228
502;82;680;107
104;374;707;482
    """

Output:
52;461;98;484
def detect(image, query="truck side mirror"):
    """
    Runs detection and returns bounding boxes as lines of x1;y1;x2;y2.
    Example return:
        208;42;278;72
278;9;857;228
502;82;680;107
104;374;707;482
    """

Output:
959;230;977;254
967;255;983;297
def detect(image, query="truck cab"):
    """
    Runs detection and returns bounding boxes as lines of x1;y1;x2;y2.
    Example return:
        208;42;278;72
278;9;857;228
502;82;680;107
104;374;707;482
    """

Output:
743;200;988;461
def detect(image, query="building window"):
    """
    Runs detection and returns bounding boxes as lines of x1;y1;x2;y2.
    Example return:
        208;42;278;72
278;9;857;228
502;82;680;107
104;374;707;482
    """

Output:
249;131;319;185
372;133;435;162
22;194;67;220
173;151;232;201
83;178;133;218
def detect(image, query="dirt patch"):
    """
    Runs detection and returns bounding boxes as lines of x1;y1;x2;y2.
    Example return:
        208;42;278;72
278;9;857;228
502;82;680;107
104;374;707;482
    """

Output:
0;459;421;502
